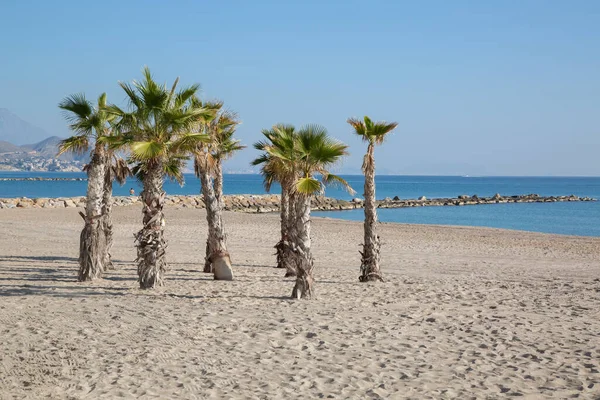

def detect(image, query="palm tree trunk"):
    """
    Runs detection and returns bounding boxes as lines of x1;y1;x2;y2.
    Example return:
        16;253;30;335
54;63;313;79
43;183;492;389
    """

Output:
290;193;314;299
198;159;232;280
136;162;167;289
275;184;288;268
101;158;114;271
279;182;297;277
78;143;108;282
360;143;382;282
214;161;224;210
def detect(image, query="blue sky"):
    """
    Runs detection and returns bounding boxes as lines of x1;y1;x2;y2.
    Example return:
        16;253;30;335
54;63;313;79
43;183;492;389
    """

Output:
1;0;599;175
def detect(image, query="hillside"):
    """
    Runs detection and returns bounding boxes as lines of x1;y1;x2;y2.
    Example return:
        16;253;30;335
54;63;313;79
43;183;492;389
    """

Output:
0;141;22;153
0;137;86;172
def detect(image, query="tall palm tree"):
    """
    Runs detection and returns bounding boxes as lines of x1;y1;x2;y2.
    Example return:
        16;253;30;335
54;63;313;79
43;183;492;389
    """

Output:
252;124;298;276
194;105;240;279
256;124;353;299
58;92;123;281
347;116;398;282
104;67;213;289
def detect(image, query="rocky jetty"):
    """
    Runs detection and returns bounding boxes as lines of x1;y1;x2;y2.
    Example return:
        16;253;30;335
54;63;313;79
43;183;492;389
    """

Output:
0;193;595;211
0;177;86;182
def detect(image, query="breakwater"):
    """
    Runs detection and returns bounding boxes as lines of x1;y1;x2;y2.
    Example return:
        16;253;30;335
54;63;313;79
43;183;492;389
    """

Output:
0;193;595;211
0;177;86;181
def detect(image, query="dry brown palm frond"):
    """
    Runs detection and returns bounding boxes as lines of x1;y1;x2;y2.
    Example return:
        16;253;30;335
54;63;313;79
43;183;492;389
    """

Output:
112;157;132;185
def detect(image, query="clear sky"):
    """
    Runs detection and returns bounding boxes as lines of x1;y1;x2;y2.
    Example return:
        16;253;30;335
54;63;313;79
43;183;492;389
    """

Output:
1;0;598;176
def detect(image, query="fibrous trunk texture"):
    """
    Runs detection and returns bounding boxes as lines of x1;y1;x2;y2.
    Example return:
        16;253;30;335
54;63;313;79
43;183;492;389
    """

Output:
275;184;289;268
101;158;114;270
78;143;107;282
278;182;297;277
359;143;383;282
198;159;232;280
136;163;167;289
290;193;314;299
214;161;224;210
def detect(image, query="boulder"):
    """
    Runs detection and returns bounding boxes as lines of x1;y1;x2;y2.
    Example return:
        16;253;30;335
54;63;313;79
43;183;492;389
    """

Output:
458;195;469;200
493;193;502;200
393;196;400;201
418;196;427;201
352;198;363;204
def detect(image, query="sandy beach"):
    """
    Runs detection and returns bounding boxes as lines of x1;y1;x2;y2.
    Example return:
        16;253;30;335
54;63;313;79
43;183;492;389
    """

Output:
1;206;599;399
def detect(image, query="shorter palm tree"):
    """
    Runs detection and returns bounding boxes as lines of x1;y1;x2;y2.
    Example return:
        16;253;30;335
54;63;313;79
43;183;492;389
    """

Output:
58;93;124;281
211;110;244;209
105;67;212;288
101;156;131;270
256;124;353;299
252;124;298;276
347;116;398;282
194;105;240;279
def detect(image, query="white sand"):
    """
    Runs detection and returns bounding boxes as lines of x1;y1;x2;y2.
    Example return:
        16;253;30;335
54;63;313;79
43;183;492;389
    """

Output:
0;206;599;399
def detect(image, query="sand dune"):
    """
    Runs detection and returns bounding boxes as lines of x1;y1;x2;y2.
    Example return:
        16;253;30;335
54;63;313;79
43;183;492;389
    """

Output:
1;206;599;399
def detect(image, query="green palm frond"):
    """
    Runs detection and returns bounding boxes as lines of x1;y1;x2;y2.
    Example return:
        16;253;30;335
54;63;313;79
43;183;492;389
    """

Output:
59;94;92;121
370;121;398;144
164;155;187;185
130;141;166;161
170;133;211;155
57;135;89;156
118;81;143;109
295;176;322;195
348;115;398;144
322;173;355;195
347;117;367;137
98;134;135;150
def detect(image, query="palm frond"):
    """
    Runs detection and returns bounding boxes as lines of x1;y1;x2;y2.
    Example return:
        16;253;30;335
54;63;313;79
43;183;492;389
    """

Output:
112;157;131;185
130;141;166;161
295;176;322;195
57;135;89;156
170;133;211;155
59;94;92;121
164;155;186;185
322;173;355;195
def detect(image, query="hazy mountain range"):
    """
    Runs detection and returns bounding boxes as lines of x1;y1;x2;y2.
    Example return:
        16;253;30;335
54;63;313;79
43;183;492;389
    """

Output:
0;109;86;171
0;108;52;145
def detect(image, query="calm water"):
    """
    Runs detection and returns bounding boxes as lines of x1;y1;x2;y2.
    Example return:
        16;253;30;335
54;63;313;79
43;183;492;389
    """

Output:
1;172;599;237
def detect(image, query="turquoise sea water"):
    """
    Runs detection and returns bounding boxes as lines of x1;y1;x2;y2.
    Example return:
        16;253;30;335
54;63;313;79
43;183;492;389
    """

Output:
1;172;599;237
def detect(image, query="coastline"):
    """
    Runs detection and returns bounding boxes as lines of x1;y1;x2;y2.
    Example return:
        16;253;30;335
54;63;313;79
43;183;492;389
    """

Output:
1;206;599;398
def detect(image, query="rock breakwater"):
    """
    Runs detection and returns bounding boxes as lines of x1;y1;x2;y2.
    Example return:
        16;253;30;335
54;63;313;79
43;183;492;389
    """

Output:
0;193;594;211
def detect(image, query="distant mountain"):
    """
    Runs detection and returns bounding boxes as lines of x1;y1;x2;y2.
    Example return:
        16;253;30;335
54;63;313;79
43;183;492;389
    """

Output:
21;136;64;154
0;140;22;153
0;136;87;171
0;108;51;145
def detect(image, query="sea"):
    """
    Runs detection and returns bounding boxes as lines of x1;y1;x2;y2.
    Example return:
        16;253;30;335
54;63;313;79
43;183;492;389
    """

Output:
1;172;599;237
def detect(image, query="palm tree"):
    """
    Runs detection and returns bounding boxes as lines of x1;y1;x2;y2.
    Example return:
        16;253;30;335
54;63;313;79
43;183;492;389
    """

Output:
194;105;240;279
212;110;244;210
58;92;123;281
347;116;398;282
105;67;213;289
256;124;353;299
101;157;131;270
252;124;298;276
